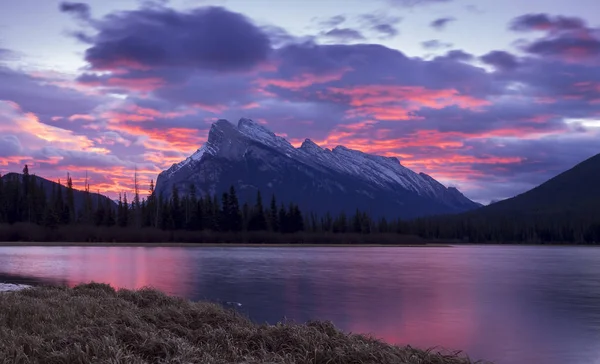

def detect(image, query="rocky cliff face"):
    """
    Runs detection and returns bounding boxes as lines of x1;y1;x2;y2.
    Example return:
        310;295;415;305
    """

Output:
155;118;480;219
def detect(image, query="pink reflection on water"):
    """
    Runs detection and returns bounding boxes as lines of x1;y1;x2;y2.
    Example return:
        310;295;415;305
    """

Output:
64;247;194;297
0;247;195;298
340;250;479;352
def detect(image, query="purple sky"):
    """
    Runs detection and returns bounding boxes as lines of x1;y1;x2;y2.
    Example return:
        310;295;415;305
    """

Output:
0;0;599;203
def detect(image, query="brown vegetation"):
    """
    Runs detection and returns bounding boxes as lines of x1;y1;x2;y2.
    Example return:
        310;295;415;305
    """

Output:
0;284;485;364
0;223;428;245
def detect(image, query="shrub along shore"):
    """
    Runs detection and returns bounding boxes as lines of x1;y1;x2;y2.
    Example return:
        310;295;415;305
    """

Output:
0;223;433;245
0;284;486;364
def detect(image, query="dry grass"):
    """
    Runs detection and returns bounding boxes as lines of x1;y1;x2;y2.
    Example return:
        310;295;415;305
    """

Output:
0;284;487;364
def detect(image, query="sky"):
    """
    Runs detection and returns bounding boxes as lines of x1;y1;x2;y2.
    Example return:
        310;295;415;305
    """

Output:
0;0;599;204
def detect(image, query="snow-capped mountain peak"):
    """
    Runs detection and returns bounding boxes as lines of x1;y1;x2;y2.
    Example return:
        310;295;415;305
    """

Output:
237;118;294;151
156;117;479;217
300;138;323;152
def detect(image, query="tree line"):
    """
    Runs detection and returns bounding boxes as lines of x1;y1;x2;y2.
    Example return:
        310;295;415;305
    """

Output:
0;166;366;234
1;165;599;243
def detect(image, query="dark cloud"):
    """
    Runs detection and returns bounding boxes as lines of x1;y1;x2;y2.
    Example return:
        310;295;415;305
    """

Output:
509;13;585;32
388;0;452;7
59;2;91;21
421;40;453;50
272;42;362;77
508;14;600;61
153;71;258;107
50;5;600;202
82;6;272;73
372;24;399;38
259;25;300;48
318;15;346;28
493;57;600;109
430;17;455;30
480;50;519;71
525;37;600;59
321;28;366;42
359;13;401;39
0;66;102;122
440;50;474;62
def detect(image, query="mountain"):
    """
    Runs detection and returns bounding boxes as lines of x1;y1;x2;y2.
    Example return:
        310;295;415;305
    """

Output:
0;173;115;212
155;118;480;219
472;153;600;217
409;153;600;243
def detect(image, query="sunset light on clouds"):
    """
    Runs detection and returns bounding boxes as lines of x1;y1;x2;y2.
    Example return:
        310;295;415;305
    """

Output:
1;0;599;203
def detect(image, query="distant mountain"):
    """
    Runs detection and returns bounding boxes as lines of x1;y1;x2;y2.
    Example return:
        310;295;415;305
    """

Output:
473;153;600;217
155;118;480;219
0;173;115;212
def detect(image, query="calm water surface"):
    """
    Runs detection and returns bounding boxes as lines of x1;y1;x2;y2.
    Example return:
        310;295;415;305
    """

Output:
1;246;600;364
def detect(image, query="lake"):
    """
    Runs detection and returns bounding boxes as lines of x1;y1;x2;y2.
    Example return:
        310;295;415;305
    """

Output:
1;245;600;363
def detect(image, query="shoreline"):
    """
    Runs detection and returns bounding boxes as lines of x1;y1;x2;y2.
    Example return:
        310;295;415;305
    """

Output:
0;241;452;247
0;283;483;363
1;241;599;247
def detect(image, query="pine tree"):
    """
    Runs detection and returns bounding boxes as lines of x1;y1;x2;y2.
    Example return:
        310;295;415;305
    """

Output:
187;184;200;230
248;190;267;231
284;204;303;233
310;212;318;233
31;179;46;224
352;209;362;233
133;167;141;227
203;196;218;231
220;191;230;231
242;202;250;231
170;185;181;230
66;174;75;223
117;193;123;226
228;186;243;232
104;198;116;227
123;193;130;227
42;204;59;229
378;217;389;233
94;191;106;226
278;204;288;233
0;173;4;223
269;194;279;232
22;165;32;223
193;195;205;231
333;212;347;233
55;179;69;225
146;180;156;228
82;173;93;224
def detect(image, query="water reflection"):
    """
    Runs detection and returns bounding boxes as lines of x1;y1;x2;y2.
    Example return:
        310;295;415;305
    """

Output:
1;246;600;364
0;247;197;297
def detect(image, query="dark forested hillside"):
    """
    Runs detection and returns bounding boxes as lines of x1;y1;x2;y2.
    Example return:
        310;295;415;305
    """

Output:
1;156;599;244
408;153;600;243
479;153;600;216
0;166;115;226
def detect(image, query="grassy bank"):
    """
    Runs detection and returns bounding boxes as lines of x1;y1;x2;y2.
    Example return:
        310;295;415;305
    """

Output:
0;284;484;364
0;223;430;245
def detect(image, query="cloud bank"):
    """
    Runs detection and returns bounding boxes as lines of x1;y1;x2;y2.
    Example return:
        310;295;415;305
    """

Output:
0;6;598;204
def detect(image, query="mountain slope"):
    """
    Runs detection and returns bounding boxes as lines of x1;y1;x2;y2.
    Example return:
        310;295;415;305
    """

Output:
474;153;600;217
156;118;480;219
0;173;115;212
410;153;600;243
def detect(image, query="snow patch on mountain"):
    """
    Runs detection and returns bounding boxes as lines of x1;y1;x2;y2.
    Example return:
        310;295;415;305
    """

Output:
238;118;295;152
160;118;474;206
